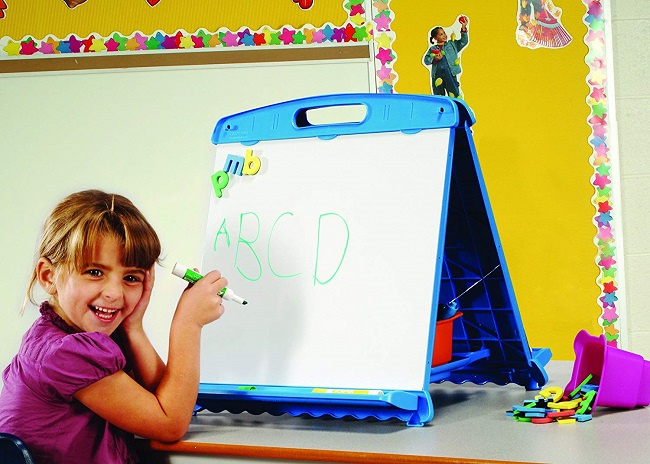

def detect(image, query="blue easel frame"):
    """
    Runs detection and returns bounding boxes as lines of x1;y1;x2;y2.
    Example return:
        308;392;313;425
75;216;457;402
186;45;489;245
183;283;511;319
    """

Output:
195;94;551;426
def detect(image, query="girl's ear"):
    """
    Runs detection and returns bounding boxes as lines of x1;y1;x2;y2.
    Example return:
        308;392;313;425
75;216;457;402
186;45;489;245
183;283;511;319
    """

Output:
37;258;57;295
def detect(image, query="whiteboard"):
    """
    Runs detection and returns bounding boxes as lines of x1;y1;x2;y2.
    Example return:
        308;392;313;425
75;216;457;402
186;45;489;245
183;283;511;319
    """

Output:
200;127;452;391
0;60;374;389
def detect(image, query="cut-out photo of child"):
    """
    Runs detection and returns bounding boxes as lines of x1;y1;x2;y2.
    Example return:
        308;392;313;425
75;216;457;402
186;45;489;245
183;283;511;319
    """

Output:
422;15;469;99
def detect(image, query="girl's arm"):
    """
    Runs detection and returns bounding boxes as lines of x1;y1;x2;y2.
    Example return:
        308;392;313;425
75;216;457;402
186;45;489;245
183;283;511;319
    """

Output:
74;270;226;442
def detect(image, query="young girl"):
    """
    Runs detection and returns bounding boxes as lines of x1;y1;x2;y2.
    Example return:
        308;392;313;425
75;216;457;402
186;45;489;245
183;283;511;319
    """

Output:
422;16;469;98
0;189;227;463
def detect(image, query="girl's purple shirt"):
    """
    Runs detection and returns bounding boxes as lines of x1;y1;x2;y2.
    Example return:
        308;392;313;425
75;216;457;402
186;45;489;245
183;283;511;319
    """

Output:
0;302;138;463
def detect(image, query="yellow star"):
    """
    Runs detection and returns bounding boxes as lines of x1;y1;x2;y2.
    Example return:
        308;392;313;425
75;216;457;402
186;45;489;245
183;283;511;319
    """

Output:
89;38;107;53
179;35;194;49
350;13;365;26
3;41;21;56
374;32;393;49
261;27;273;45
590;68;606;86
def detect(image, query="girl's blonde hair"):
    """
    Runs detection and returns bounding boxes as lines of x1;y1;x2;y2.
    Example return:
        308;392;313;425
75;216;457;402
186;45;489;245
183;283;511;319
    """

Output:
24;190;161;310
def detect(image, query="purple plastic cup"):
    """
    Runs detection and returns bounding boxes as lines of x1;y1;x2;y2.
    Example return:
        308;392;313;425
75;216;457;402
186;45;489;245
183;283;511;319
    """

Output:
565;330;650;409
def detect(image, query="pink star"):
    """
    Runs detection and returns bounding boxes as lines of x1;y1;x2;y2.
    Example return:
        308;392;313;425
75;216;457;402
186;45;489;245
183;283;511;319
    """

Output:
588;114;606;126
376;64;392;80
586;29;604;45
222;31;239;47
105;38;120;52
279;28;296;45
599;256;616;270
593;173;611;189
601;306;619;321
591;57;605;69
39;41;56;54
312;29;326;43
375;47;393;65
374;14;391;31
590;87;606;102
597;226;613;241
594;144;609;157
593;124;607;139
135;33;148;50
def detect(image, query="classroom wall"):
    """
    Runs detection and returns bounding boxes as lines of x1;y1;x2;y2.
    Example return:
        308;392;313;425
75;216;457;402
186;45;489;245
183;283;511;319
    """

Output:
611;0;650;359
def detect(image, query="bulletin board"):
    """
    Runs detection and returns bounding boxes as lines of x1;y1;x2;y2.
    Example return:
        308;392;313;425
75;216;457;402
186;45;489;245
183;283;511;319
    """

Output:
382;0;622;358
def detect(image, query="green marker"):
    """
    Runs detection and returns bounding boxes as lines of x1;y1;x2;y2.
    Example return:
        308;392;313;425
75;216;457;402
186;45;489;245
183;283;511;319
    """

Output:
172;263;248;305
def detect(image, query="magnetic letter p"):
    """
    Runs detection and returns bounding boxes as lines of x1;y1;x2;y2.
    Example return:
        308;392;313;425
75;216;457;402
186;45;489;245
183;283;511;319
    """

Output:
211;170;229;198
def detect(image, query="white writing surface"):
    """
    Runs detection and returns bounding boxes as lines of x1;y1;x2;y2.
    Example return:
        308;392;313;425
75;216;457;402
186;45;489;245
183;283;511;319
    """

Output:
200;128;451;391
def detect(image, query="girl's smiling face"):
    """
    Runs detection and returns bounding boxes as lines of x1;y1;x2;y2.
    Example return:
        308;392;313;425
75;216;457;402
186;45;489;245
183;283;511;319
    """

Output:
40;234;146;335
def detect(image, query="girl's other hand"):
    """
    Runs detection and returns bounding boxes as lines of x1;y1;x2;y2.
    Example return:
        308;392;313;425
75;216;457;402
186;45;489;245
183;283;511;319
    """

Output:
121;265;155;333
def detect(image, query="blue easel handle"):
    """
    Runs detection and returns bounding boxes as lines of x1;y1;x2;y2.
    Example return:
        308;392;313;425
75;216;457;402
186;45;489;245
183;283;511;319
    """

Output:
211;93;474;145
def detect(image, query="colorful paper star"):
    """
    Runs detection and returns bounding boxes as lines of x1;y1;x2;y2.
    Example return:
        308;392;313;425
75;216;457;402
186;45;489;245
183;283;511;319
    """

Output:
293;30;307;44
279;28;296;45
596;164;611;177
374;32;393;49
39;40;57;55
221;31;240;47
602;281;618;293
353;25;369;41
89;37;107;52
179;35;195;49
375;47;394;65
20;39;39;55
311;29;326;43
592;173;611;190
374;13;392;31
598;255;616;270
597;201;612;213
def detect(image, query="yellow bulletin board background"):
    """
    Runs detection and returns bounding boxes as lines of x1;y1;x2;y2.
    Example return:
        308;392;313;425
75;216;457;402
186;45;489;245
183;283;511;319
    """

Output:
392;0;606;359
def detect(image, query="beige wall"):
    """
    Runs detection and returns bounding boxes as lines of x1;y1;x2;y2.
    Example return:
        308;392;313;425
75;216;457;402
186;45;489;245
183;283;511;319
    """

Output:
612;0;650;358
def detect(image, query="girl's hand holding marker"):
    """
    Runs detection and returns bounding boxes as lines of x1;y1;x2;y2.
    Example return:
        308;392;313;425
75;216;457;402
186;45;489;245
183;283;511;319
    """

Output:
172;263;248;305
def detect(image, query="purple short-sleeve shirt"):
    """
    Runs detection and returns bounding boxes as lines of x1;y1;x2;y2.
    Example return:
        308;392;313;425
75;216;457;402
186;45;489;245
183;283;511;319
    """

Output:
0;302;138;463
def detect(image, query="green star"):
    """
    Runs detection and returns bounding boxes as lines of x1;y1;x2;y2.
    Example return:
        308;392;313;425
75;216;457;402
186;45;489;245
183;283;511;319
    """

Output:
602;266;617;278
596;186;612;197
596;164;611;176
592;102;607;118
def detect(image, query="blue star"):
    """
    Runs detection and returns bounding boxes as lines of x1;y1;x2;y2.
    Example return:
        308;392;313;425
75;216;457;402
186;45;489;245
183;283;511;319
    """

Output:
602;292;618;305
597;211;613;227
321;25;334;41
